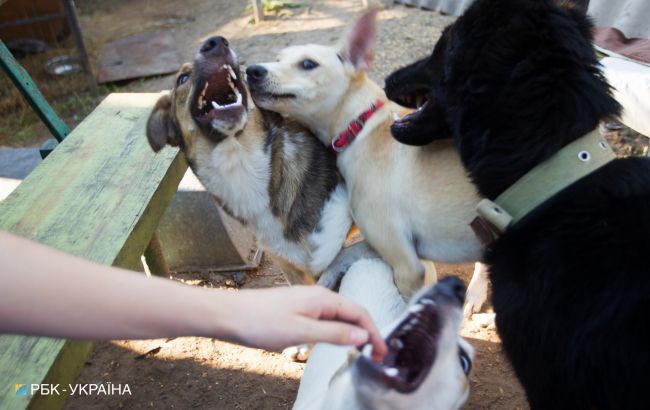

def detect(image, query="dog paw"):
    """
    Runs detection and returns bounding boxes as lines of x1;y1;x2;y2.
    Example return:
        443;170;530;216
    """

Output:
463;288;488;318
472;312;496;329
282;344;312;362
464;262;489;319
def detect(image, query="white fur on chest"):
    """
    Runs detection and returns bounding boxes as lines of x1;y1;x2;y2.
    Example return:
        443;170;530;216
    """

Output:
307;184;352;273
193;137;310;267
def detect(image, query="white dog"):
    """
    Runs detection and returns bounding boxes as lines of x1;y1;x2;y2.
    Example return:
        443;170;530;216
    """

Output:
294;258;474;410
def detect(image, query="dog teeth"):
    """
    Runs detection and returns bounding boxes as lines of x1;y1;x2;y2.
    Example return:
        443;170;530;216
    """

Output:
225;64;237;81
389;338;404;350
409;304;424;313
409;318;419;326
392;112;401;122
198;82;210;110
421;298;436;306
384;367;399;377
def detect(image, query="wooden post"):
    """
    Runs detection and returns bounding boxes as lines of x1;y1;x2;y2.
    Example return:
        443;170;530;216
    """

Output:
252;0;264;24
143;232;170;277
62;0;98;96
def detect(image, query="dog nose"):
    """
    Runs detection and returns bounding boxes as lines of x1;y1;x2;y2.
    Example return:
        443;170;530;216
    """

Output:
200;36;229;55
246;65;268;83
436;276;466;305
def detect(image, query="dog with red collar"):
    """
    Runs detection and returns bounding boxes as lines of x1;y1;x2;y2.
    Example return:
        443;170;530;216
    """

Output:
246;9;486;301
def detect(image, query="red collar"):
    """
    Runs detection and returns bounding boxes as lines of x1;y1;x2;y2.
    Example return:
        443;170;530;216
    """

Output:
331;100;385;154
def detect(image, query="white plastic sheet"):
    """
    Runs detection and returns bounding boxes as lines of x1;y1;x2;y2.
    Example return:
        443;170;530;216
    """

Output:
601;56;650;137
588;0;650;39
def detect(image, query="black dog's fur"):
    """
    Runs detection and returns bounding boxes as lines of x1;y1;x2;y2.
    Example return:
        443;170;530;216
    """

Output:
385;0;650;408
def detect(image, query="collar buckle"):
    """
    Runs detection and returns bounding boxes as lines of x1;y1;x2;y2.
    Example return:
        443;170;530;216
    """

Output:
331;139;345;153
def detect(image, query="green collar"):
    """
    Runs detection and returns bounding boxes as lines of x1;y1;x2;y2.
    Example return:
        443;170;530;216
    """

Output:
471;129;616;245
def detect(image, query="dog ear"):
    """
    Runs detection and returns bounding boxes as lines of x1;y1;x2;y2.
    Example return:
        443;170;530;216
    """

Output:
146;93;181;152
342;8;378;71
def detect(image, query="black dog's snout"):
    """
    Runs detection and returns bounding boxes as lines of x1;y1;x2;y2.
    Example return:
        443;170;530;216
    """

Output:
200;36;229;55
436;276;466;305
246;65;268;83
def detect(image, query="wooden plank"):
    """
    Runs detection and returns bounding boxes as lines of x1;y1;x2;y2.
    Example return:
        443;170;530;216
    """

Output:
0;339;93;410
0;93;187;410
97;31;182;84
0;40;70;142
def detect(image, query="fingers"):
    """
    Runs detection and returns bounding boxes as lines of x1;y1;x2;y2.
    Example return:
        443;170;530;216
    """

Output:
312;289;388;362
297;318;369;347
366;325;388;363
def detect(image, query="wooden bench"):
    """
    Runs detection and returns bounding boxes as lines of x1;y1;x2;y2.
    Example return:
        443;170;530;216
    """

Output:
0;93;187;410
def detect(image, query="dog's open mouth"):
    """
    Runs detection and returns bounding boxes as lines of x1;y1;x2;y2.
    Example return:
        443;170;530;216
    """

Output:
385;80;450;145
390;87;431;127
392;88;430;110
192;63;246;128
355;292;444;393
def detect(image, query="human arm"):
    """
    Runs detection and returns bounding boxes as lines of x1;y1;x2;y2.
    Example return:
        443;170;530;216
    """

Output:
0;231;387;360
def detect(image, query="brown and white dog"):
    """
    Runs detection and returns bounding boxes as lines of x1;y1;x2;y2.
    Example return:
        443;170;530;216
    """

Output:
146;36;354;288
246;10;486;301
294;258;474;410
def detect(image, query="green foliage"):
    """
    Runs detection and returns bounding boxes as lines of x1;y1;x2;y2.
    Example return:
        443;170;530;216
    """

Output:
0;93;103;147
263;0;304;13
245;0;304;20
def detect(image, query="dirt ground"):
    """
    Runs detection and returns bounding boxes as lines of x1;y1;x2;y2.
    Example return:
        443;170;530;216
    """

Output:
65;259;527;410
5;0;636;409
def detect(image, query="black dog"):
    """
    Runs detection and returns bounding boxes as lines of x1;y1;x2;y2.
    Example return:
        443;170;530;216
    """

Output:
385;0;650;408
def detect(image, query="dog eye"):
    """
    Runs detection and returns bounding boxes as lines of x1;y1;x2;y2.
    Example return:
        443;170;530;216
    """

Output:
300;59;319;70
459;348;472;375
177;73;190;86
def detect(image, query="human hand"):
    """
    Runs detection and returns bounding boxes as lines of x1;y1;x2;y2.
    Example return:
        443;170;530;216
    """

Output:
219;285;387;362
